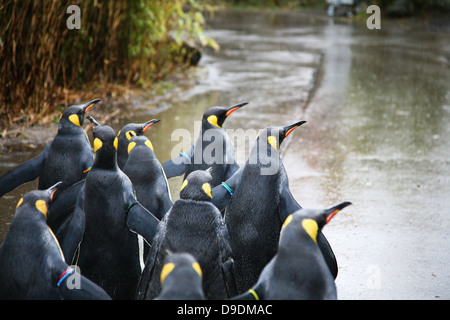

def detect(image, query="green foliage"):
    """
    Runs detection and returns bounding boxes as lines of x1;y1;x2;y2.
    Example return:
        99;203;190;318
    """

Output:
0;0;218;127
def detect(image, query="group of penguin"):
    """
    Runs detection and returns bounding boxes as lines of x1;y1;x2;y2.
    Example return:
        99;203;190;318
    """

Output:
0;98;351;300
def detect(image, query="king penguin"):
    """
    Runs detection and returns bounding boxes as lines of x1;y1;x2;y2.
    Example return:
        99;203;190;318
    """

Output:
235;202;351;300
217;121;314;293
162;102;247;187
0;99;101;198
116;119;160;170
55;117;160;300
137;169;238;300
0;183;111;300
122;131;172;220
154;252;206;300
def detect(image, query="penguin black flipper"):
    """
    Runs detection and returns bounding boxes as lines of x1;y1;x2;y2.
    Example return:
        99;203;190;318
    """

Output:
126;202;160;245
279;180;302;221
56;189;86;264
161;144;194;179
56;267;111;300
136;220;166;299
211;167;243;211
0;141;52;197
48;179;84;233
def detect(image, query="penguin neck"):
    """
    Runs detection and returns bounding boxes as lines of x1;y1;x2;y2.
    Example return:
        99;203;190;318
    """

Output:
93;149;119;171
202;117;223;131
57;120;85;136
248;140;281;169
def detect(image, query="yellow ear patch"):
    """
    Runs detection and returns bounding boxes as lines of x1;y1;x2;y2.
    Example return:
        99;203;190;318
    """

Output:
160;262;175;284
207;115;220;128
267;136;278;151
145;140;154;151
93;138;103;153
282;214;293;230
128;141;136;154
35;200;48;219
113;137;118;150
126;131;136;140
192;262;203;278
180;180;188;191
302;219;318;244
16;197;23;208
202;183;212;199
68;114;81;127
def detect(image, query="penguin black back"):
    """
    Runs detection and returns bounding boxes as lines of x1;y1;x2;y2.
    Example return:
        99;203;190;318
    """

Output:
155;252;205;300
137;169;237;300
0;183;110;300
122;131;172;220
224;121;306;293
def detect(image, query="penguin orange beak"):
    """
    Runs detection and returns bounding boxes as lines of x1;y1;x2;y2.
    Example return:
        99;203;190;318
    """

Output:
325;201;352;224
283;120;307;138
225;102;248;117
142;119;160;133
83;98;101;114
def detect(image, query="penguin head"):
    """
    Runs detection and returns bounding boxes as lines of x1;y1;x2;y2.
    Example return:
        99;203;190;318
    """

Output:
280;201;352;245
15;182;62;220
202;102;248;128
59;99;101;130
117;119;160;145
88;116;118;168
180;169;213;201
255;120;307;152
160;252;203;286
127;134;155;155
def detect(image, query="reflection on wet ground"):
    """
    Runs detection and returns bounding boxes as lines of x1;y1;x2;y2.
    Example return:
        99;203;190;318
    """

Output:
1;9;449;299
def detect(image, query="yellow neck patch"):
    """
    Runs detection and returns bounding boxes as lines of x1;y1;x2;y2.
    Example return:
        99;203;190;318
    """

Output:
202;183;212;198
282;214;293;230
192;262;202;278
68;114;81;127
113;137;118;150
207;115;221;128
267;136;278;151
128;141;136;154
16;197;23;208
93;138;103;153
180;180;188;191
145;139;154;151
302;219;318;244
35;200;48;219
160;262;175;284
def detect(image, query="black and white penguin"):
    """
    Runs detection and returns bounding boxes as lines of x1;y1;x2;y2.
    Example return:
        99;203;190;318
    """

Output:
55;117;160;300
235;202;351;300
137;169;238;300
162;102;247;187
0;99;101;198
218;121;310;293
122;132;172;220
0;183;110;300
